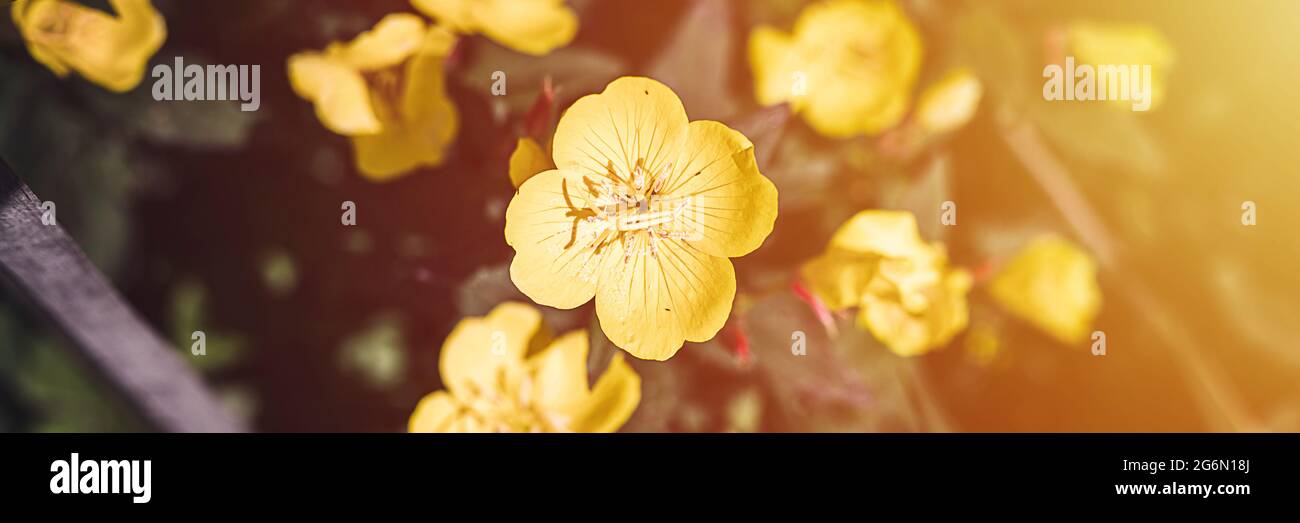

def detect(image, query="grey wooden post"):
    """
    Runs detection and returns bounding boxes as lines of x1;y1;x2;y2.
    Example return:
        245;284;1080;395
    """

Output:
0;156;243;432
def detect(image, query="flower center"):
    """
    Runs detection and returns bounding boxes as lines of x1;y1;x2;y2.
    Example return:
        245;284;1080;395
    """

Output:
563;158;694;263
361;66;407;124
460;370;570;433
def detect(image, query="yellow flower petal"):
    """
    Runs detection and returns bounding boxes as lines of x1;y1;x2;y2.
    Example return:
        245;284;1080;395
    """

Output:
988;235;1102;344
413;0;577;56
470;0;577;56
527;330;590;415
594;239;736;361
874;245;945;312
805;209;971;356
13;0;166;92
666;120;779;258
504;168;605;309
859;265;971;356
829;210;928;257
800;249;876;311
411;0;477;32
334;13;426;70
569;354;641;433
287;53;382;136
438;302;542;399
407;391;461;432
747;0;922;137
916;68;983;135
508;137;553;188
552;76;688;185
747;25;798;107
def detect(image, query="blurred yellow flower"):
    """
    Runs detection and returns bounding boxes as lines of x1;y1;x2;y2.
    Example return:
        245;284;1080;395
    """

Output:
988;235;1101;344
505;77;779;361
411;0;577;56
288;14;458;181
802;210;971;356
408;302;641;433
915;68;983;135
11;0;166;92
508;137;552;188
748;0;922;138
1068;22;1175;110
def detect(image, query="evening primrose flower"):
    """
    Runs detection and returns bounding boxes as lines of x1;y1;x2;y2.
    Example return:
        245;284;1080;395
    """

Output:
748;0;922;138
288;14;458;180
801;210;970;356
1068;22;1175;111
411;0;577;56
10;0;166;92
505;77;779;361
988;235;1101;344
408;302;641;433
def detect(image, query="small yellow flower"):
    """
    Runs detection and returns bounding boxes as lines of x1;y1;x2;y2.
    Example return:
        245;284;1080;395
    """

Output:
988;234;1101;344
11;0;166;92
508;137;552;188
411;0;577;56
915;68;983;135
748;0;922;138
408;302;641;433
801;210;971;356
505;77;779;361
1068;22;1175;110
288;14;459;181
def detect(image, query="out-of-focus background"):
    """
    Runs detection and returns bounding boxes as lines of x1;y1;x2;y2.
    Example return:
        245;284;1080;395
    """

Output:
0;0;1297;432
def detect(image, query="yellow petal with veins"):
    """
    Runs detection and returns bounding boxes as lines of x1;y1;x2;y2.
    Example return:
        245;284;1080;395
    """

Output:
667;120;779;258
552;77;688;184
505;168;605;309
594;239;736;361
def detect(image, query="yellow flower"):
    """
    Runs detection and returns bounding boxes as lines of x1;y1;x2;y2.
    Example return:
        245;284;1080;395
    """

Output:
1068;22;1175;110
508;137;552;188
411;0;577;56
988;234;1101;344
748;0;922;138
504;77;779;361
11;0;166;92
915;68;983;135
408;302;641;433
288;14;459;181
801;210;971;356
